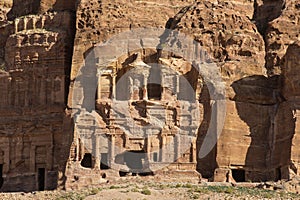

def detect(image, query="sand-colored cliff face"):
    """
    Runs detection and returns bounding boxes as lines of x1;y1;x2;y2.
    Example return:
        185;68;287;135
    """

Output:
265;1;300;76
157;0;299;182
0;0;12;23
0;0;299;191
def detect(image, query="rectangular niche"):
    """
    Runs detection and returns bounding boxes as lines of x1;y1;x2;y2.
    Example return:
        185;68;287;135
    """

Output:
99;75;112;100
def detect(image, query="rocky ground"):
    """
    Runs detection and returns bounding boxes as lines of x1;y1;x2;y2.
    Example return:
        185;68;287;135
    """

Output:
1;176;300;200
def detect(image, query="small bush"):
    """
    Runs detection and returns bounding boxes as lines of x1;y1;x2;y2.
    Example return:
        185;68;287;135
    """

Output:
157;184;167;190
131;188;139;193
183;183;193;188
261;191;275;199
141;188;151;195
193;187;209;194
192;193;200;199
109;185;120;189
224;187;234;194
89;188;100;195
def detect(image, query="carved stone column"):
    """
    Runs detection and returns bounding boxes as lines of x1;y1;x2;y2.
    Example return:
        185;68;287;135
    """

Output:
108;134;115;167
160;135;166;162
94;135;100;169
192;140;197;163
128;76;133;100
15;19;19;33
32;17;36;30
46;144;53;170
30;145;36;172
3;144;9;173
112;75;116;100
143;75;148;100
145;129;151;167
97;74;101;101
80;139;85;161
23;17;28;31
175;134;180;162
76;138;80;161
47;132;54;170
41;16;45;29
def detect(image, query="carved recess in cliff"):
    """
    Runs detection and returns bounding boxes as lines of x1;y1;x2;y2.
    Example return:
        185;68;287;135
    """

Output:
0;0;76;191
0;0;299;192
67;0;300;186
67;0;202;189
69;27;207;189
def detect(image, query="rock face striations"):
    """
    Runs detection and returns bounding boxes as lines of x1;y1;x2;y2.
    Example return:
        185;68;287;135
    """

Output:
0;0;299;191
0;0;76;191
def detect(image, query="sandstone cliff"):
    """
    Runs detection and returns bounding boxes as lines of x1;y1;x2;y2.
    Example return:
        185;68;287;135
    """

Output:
0;0;299;192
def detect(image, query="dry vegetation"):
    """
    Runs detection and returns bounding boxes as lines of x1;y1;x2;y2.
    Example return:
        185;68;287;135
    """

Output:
1;180;300;200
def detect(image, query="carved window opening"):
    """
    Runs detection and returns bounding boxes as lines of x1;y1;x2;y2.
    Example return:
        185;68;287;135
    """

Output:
153;152;158;162
232;169;245;182
81;153;92;168
99;75;112;100
100;153;110;170
119;171;128;177
147;83;162;100
147;65;162;100
37;168;45;191
276;167;282;181
124;151;145;170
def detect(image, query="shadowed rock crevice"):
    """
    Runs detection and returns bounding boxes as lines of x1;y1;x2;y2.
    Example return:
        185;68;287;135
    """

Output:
253;0;286;36
252;0;286;76
197;84;218;179
232;75;294;181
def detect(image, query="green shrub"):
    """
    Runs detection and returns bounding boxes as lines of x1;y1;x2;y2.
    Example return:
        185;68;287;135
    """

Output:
141;188;151;195
131;188;139;193
89;188;100;195
109;185;120;189
183;183;193;188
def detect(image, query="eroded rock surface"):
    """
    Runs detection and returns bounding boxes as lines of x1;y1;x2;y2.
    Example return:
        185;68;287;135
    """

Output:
0;0;299;192
265;0;300;75
0;0;76;192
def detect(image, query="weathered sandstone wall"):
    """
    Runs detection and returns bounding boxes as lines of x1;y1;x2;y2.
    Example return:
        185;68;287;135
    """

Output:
0;0;299;191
